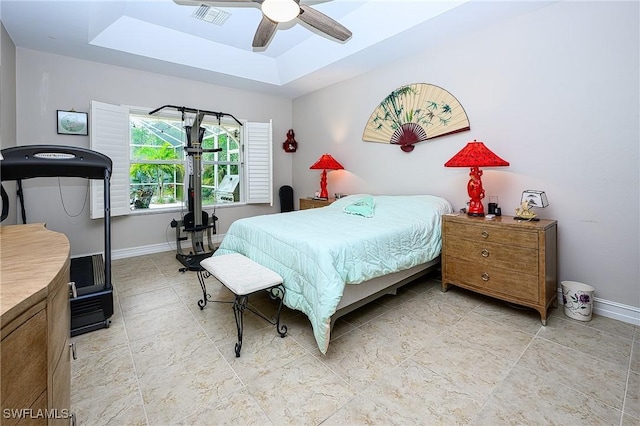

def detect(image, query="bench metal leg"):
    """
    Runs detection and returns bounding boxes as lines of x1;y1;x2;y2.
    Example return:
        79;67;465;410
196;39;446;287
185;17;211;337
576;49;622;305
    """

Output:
197;269;233;309
197;270;211;309
233;295;247;357
269;285;288;338
197;272;287;357
232;287;287;357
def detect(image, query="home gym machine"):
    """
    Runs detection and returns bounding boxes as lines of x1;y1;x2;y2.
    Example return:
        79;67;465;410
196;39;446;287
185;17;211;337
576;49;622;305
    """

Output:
148;105;242;271
0;145;114;336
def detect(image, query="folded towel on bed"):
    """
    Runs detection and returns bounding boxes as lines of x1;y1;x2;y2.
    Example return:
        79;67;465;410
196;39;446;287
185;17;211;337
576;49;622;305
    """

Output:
343;196;375;218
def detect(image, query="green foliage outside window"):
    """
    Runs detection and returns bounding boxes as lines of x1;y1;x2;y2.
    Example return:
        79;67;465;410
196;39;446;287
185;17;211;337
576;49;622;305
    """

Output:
130;142;184;206
130;121;184;208
129;114;241;209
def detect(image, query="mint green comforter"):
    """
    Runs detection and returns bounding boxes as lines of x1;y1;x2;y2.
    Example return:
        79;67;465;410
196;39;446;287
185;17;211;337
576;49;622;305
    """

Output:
215;194;453;353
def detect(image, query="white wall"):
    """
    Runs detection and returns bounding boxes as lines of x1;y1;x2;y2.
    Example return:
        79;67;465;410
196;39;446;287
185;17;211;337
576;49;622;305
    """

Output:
291;2;640;311
13;49;293;256
1;21;17;224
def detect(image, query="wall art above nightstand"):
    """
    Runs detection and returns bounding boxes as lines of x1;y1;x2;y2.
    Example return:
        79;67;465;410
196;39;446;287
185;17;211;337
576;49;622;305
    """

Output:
362;83;470;152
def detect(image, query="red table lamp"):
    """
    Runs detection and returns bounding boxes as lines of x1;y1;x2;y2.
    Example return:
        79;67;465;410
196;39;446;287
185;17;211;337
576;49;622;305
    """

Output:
445;140;509;217
310;154;344;199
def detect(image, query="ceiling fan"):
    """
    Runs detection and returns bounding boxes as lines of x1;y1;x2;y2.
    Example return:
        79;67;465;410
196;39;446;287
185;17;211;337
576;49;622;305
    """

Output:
173;0;352;48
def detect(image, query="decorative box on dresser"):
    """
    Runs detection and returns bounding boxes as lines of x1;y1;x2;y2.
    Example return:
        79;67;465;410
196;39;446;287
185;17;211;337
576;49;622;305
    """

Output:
299;198;334;210
441;214;558;325
1;224;74;425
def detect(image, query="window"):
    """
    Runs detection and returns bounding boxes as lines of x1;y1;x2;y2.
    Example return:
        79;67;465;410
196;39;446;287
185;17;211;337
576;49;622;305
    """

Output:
129;111;242;211
89;100;272;219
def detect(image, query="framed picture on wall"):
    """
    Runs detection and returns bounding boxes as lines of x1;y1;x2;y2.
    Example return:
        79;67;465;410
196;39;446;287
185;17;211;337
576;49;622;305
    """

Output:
57;110;88;136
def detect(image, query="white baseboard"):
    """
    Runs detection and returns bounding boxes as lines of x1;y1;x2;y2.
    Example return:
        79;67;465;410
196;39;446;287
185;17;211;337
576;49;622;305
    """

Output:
557;289;640;327
111;233;225;260
592;297;640;326
111;241;176;260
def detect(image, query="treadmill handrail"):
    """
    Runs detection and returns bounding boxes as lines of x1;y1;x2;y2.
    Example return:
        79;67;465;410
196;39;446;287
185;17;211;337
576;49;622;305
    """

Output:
0;145;112;181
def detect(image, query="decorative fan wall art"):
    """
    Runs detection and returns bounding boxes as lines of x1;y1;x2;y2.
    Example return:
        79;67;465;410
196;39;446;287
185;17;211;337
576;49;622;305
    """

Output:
362;83;470;152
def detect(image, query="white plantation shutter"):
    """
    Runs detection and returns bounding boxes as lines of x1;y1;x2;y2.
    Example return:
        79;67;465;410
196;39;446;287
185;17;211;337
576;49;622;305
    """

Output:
90;101;131;219
245;120;273;205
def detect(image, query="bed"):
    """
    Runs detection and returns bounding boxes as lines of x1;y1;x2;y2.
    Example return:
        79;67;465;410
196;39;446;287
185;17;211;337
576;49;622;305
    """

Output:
214;194;453;353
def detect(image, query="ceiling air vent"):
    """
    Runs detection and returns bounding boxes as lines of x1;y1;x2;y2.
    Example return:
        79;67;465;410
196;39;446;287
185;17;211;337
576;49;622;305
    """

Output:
192;5;231;26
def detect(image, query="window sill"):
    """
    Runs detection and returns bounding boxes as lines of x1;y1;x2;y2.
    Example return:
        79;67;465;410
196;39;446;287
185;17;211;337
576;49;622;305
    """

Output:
129;202;245;215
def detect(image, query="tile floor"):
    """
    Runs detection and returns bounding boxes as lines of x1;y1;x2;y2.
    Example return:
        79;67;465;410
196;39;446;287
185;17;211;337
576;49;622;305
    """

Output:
71;251;639;425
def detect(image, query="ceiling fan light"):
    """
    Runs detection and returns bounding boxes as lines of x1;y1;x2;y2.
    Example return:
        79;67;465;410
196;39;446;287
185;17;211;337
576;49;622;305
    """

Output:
261;0;300;23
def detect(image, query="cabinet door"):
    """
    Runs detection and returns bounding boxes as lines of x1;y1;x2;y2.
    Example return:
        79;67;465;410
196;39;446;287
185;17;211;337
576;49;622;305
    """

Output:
1;309;48;426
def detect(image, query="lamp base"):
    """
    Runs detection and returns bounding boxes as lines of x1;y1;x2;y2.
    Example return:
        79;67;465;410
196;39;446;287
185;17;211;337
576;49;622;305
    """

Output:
318;169;329;199
466;166;486;217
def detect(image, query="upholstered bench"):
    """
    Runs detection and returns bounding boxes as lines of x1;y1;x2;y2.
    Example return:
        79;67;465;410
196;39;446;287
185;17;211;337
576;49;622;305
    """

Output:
198;253;287;357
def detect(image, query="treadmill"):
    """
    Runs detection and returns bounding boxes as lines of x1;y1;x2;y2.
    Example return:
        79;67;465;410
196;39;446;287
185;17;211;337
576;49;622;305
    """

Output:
0;145;114;336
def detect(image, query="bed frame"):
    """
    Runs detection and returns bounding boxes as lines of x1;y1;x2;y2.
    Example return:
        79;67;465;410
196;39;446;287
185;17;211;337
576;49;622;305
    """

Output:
330;256;440;329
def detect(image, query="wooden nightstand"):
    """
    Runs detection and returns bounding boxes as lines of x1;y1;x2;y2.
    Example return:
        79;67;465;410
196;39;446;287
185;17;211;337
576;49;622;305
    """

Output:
299;198;334;210
441;214;558;325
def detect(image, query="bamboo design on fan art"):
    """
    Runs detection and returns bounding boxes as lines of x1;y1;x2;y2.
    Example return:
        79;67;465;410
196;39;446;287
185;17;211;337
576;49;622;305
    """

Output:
362;83;470;152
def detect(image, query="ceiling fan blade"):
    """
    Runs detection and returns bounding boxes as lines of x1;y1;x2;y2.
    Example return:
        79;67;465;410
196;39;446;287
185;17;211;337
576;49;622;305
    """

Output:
253;16;278;48
298;4;351;42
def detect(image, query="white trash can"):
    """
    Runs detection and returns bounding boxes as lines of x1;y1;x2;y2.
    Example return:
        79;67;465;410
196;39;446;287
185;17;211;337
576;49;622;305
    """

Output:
561;281;595;321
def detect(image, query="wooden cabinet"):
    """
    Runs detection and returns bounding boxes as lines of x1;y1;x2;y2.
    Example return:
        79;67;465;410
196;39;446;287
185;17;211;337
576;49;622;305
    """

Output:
1;224;72;425
441;214;557;324
299;198;334;210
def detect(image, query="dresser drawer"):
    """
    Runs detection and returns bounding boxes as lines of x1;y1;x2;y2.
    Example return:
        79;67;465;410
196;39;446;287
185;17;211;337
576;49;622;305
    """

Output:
444;238;538;274
1;309;48;424
444;257;538;302
444;220;538;248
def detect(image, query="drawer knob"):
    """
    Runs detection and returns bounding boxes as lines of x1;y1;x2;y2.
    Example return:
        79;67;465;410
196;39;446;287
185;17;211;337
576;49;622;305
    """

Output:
481;231;489;239
481;249;490;258
481;272;490;281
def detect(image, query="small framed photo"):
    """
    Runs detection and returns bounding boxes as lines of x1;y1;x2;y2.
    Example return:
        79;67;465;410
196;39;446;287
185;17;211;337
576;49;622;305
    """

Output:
57;110;88;136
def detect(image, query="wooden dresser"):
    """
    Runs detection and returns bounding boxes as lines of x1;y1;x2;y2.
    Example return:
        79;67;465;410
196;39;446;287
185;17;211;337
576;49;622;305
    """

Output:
299;198;334;210
1;224;73;425
441;214;557;324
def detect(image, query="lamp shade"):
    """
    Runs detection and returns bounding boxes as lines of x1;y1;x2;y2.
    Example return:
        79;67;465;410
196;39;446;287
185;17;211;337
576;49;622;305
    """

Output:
310;154;344;171
444;140;509;168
